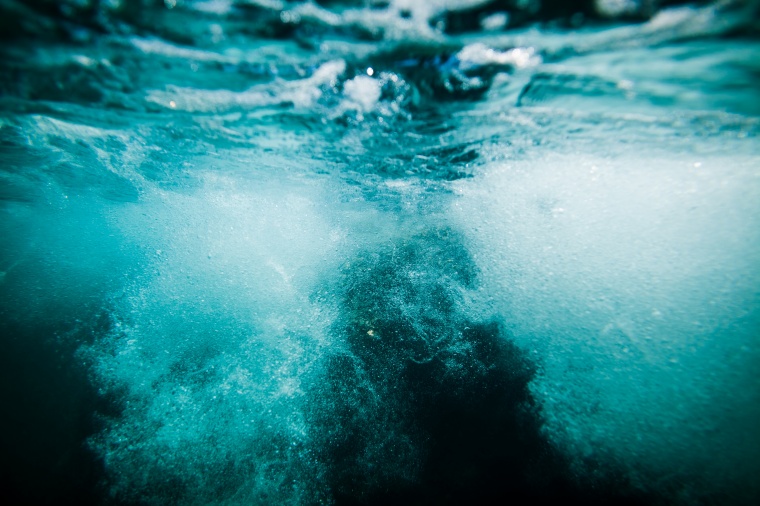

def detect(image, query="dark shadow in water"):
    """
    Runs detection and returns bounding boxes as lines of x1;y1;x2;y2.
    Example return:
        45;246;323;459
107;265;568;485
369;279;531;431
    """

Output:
309;227;655;505
0;317;109;505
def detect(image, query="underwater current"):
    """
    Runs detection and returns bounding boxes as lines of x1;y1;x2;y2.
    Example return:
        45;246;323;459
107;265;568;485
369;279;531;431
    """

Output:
1;1;759;504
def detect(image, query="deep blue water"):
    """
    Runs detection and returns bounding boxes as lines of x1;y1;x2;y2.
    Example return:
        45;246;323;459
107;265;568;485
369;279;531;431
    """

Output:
1;1;759;504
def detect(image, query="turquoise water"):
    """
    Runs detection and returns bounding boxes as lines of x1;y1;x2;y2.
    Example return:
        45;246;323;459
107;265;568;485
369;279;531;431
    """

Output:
1;1;759;504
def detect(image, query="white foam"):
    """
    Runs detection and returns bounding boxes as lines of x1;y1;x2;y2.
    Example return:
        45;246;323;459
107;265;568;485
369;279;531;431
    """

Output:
145;59;346;112
342;75;382;114
452;148;760;499
457;43;541;69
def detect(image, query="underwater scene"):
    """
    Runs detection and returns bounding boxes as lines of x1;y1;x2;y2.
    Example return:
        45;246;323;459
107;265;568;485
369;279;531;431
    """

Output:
1;0;759;504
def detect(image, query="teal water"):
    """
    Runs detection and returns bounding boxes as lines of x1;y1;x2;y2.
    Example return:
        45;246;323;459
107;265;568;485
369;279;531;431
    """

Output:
1;1;759;504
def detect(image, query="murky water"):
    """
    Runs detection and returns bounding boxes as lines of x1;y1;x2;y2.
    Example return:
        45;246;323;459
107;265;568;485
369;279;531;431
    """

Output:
1;1;759;504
